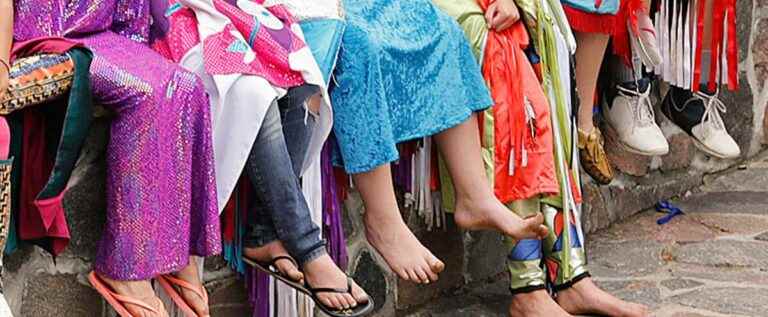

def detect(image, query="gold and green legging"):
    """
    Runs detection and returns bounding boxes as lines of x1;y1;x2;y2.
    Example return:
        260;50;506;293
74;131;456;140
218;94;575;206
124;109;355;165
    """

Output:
433;0;590;293
505;200;589;292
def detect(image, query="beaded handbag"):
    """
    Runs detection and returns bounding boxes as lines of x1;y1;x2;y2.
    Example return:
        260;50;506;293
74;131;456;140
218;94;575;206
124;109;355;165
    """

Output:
0;53;75;115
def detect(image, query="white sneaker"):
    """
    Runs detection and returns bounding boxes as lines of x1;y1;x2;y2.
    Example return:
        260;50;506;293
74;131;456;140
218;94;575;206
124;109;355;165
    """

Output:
604;82;669;156
689;91;741;159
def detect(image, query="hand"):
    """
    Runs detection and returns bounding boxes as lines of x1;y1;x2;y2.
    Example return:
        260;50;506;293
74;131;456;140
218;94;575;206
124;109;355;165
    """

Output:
484;0;520;32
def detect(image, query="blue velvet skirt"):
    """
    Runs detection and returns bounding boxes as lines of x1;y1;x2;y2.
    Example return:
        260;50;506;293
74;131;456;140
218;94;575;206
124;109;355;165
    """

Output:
330;0;493;173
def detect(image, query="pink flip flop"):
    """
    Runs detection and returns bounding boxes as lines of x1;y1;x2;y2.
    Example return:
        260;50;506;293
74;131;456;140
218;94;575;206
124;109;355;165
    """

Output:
156;274;209;317
87;271;161;317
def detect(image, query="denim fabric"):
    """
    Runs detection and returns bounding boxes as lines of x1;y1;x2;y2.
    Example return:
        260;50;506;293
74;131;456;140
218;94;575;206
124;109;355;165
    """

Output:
243;85;326;265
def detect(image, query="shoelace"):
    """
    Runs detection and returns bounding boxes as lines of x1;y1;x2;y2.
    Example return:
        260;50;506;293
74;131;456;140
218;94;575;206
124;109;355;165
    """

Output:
617;85;655;128
692;90;727;131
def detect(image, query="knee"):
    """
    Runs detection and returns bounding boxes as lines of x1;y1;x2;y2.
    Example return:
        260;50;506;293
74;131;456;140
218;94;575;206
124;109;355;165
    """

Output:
256;103;282;142
169;70;208;102
306;93;322;115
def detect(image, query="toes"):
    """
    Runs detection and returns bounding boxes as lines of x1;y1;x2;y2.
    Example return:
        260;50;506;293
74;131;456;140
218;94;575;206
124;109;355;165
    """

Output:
334;294;350;310
395;268;411;281
319;295;335;310
406;269;421;283
424;267;439;282
324;295;343;310
342;293;357;308
285;267;304;282
350;280;370;303
414;267;430;284
275;259;303;282
429;258;445;274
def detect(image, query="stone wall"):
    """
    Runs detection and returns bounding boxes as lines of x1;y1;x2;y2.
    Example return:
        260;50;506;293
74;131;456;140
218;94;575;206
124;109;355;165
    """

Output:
4;1;767;315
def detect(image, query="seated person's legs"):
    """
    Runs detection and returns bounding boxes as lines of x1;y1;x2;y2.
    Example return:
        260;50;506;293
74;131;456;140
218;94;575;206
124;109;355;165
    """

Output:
83;31;219;317
242;86;368;310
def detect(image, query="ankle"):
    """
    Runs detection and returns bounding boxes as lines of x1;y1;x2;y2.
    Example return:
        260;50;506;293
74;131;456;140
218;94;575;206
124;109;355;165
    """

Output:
578;124;594;134
363;209;405;229
509;290;545;311
101;275;154;295
455;192;498;210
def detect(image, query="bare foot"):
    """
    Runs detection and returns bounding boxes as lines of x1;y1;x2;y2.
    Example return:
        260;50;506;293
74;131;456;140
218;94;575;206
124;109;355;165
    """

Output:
100;274;168;317
509;289;572;317
244;240;304;282
303;254;370;310
173;258;210;317
363;212;445;284
454;198;548;240
556;277;650;317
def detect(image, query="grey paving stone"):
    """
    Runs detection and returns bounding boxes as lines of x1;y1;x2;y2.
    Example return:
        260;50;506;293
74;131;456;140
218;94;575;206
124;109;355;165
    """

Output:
671;287;768;316
660;278;704;292
702;168;768;192
674;192;768;215
675;240;768;268
587;240;668;278
594;280;662;308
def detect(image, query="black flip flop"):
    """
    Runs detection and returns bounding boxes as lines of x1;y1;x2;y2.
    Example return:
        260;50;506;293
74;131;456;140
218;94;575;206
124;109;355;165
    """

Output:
243;255;374;316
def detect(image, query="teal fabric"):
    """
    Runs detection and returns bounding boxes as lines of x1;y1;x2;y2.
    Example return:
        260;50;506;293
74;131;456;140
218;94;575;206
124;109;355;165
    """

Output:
36;48;93;199
330;0;493;173
299;19;346;84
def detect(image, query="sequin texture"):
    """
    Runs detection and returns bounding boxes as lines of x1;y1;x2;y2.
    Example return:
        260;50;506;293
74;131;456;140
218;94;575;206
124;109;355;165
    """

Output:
13;0;220;280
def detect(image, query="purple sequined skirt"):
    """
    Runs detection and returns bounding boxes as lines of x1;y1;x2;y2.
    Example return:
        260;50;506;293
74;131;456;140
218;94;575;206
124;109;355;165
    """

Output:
82;32;220;280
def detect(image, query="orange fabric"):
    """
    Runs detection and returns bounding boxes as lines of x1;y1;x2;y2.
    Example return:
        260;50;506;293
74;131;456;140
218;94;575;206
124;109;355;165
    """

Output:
476;2;559;202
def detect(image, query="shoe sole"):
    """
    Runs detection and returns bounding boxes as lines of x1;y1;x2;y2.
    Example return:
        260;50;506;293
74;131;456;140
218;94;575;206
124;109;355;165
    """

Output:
691;138;739;159
604;121;669;156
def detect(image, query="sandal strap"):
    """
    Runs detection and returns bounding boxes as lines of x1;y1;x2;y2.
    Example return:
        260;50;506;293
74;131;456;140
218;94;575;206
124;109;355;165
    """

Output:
110;293;160;313
270;255;298;269
88;272;160;314
161;274;208;303
307;278;352;295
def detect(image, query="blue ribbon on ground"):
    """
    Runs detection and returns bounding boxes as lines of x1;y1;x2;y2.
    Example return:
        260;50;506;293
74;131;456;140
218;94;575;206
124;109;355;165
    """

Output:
655;200;684;225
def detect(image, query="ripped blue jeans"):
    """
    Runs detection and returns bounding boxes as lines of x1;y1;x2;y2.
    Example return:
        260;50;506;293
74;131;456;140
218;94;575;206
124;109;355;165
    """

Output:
242;85;326;266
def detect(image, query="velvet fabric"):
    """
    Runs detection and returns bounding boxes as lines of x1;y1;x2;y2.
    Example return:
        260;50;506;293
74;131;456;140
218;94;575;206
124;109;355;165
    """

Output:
330;0;493;173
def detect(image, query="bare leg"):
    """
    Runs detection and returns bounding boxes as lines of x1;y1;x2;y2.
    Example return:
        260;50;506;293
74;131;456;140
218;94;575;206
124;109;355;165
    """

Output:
354;166;445;283
574;31;610;133
172;258;210;317
703;0;714;50
100;276;169;317
556;277;650;317
509;290;572;317
433;115;548;239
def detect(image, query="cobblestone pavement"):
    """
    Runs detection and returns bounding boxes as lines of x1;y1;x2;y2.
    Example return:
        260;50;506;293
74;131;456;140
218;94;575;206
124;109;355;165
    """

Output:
408;156;768;317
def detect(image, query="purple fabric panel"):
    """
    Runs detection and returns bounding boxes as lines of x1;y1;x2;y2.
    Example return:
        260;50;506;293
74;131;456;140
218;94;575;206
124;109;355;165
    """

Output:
13;0;220;280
